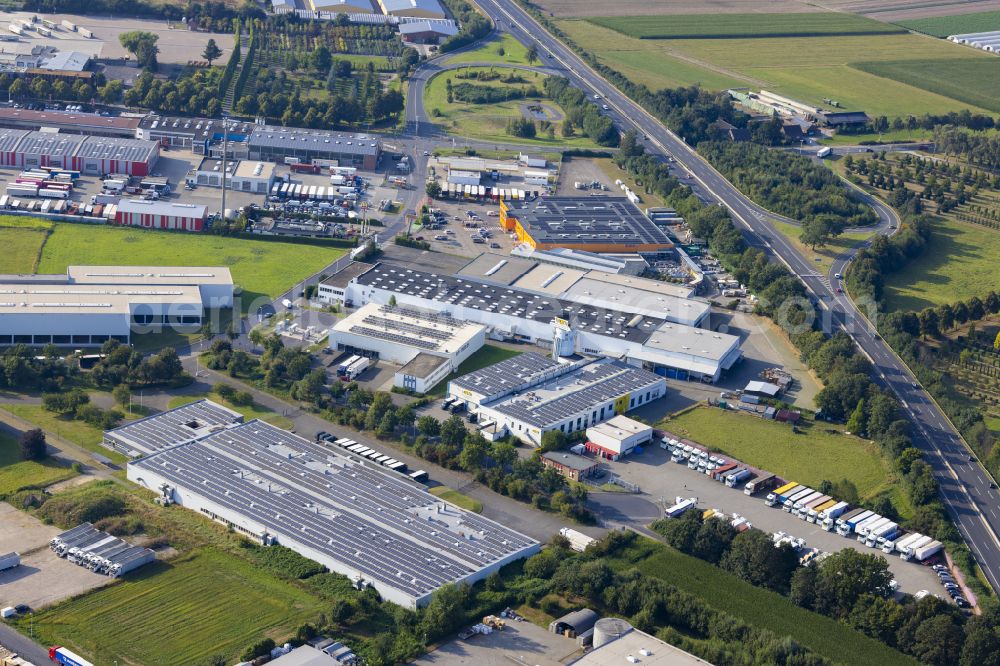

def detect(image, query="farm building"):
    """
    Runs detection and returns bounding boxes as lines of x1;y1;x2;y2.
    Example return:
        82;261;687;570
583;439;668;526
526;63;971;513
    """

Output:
541;451;599;481
71;135;159;176
114;199;208;232
126;419;540;608
448;353;666;447
399;19;458;42
0;266;233;347
815;111;869;128
585;414;653;459
377;0;445;18
248;127;381;169
499;196;675;253
344;261;741;382
328;303;487;391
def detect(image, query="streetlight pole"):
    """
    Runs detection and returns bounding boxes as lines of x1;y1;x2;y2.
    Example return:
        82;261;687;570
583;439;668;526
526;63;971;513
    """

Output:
221;115;229;221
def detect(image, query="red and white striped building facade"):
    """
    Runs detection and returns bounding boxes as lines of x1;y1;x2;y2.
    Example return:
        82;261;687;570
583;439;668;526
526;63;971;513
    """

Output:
0;128;158;176
114;200;207;231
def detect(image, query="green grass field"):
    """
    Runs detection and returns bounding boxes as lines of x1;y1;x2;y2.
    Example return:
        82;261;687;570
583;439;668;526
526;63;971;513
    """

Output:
447;33;532;65
608;538;917;666
429;344;523;396
423;66;602;149
661;406;893;499
882;216;1000;311
36;224;343;312
588;13;905;39
0;227;48;273
429;486;483;512
556;19;995;117
21;548;327;665
852;58;1000;114
168;391;295;430
0;404;129;465
894;10;1000;37
772;219;875;274
0;431;76;495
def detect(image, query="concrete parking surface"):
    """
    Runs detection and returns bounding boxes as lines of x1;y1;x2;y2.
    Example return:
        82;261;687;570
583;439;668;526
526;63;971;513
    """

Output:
412;616;582;666
590;444;942;596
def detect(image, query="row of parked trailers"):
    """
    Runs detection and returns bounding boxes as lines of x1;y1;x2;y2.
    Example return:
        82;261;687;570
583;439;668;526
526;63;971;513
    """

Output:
49;522;155;578
6;167;80;200
766;482;944;562
443;184;539;201
271;182;359;201
315;432;428;483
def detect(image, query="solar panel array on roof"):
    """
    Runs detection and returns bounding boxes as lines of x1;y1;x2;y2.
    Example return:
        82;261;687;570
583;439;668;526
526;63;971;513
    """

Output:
16;131;86;157
450;352;560;396
492;360;662;428
104;399;243;456
128;420;538;606
505;196;673;248
355;264;663;343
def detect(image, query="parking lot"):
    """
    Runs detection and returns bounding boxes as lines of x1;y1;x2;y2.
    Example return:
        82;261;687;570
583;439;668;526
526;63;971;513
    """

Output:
1;12;236;66
586;445;942;596
419;199;516;258
0;503;111;611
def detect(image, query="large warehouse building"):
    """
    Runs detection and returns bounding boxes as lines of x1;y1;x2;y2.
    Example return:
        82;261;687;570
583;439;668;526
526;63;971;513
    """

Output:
126;417;539;608
104;399;244;457
499;196;674;254
114;200;208;232
328;303;486;392
0;129;158;174
0;266;234;346
248;127;381;170
448;353;665;446
343;261;741;381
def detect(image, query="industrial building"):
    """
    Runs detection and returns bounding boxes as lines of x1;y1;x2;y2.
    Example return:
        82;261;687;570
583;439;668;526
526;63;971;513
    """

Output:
328;303;486;392
0;107;141;137
248;127;381;170
114;199;208;232
0;265;234;346
585;414;653;459
541;451;599;481
136;115;256;155
377;0;445;18
103;399;244;457
448;353;666;446
500;196;674;253
570;618;710;665
309;0;376;11
230;160;277;193
316;262;373;306
399;19;458;42
0;128;158;173
343;260;740;381
126;418;539;608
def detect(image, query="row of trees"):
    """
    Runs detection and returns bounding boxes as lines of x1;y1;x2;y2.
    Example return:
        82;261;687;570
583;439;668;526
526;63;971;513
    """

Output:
543;77;619;146
437;0;491;53
934;125;1000;172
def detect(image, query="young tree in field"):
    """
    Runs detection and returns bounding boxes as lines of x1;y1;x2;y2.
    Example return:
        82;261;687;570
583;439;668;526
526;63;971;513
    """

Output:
19;428;47;461
112;384;131;408
119;31;160;70
526;42;538;64
202;38;223;65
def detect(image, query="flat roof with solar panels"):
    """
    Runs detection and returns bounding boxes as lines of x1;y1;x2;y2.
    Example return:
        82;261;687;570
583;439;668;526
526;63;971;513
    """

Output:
103;399;244;457
450;352;562;403
126;419;539;608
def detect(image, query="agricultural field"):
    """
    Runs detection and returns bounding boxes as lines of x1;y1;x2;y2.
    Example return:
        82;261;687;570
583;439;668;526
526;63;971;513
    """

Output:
587;12;904;39
0;431;77;496
531;0;828;18
605;537;918;666
423;66;602;149
840;152;1000;310
35;224;341;312
23;548;327;665
893;10;1000;36
660;406;895;500
852;58;1000;114
428;344;522;397
556;18;996;117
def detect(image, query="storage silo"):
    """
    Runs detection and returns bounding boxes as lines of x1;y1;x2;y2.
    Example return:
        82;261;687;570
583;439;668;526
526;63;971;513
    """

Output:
593;617;633;648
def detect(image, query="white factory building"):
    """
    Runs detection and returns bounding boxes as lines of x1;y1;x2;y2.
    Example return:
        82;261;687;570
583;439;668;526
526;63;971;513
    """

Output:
448;353;666;446
585;415;654;460
343;258;741;382
126;416;538;608
0;266;234;346
328;303;486;392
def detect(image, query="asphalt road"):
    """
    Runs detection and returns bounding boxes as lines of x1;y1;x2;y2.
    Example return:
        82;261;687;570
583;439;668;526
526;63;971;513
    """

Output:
422;2;1000;589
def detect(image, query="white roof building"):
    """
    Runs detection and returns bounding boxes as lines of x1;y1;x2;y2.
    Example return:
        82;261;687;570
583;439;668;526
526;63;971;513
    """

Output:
586;414;653;458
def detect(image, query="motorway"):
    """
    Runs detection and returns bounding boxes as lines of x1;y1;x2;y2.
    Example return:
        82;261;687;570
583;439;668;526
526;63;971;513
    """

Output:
411;0;1000;589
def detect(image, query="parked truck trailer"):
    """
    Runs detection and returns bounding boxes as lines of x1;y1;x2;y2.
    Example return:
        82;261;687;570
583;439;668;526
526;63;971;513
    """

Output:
914;539;944;562
0;551;19;571
725;468;752;488
837;509;874;536
744;473;778;496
